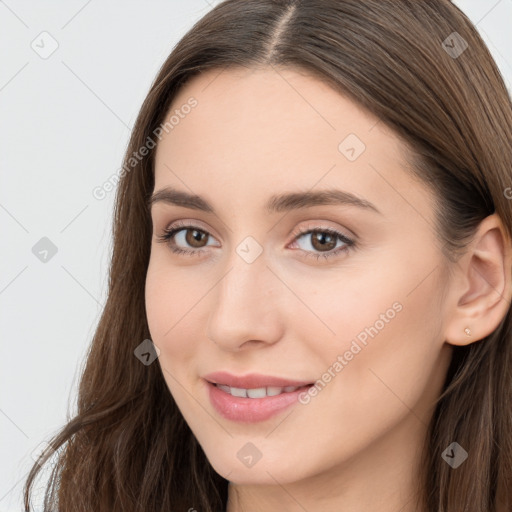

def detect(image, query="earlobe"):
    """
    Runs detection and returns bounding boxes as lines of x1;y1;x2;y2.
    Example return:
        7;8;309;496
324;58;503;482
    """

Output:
444;213;512;347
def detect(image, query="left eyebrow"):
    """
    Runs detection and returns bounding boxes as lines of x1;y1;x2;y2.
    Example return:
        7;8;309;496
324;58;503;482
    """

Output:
266;189;381;215
147;186;382;215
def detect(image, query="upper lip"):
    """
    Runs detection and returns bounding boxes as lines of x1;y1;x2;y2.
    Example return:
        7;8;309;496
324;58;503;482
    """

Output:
203;371;314;389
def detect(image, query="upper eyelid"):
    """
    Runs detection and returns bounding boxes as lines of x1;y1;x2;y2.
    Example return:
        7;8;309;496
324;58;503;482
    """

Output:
163;221;354;246
153;205;359;233
163;220;220;241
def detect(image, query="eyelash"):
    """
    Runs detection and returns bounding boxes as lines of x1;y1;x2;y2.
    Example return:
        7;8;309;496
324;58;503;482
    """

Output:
155;220;356;261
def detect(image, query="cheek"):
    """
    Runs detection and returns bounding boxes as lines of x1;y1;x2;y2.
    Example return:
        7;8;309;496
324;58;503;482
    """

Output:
145;270;200;421
145;258;201;340
282;260;402;350
308;255;447;425
144;266;169;341
144;264;202;373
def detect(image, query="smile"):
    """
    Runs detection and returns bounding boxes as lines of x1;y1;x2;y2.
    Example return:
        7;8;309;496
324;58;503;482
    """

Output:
214;383;305;398
205;380;314;422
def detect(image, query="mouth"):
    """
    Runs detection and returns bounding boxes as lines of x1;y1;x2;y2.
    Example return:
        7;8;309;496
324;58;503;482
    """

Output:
203;375;316;423
202;370;315;390
209;381;314;398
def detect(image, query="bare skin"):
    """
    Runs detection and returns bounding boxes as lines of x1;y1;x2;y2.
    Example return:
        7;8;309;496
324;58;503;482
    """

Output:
145;66;512;512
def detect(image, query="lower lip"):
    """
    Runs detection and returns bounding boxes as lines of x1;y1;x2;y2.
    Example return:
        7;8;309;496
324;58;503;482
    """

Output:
205;380;313;423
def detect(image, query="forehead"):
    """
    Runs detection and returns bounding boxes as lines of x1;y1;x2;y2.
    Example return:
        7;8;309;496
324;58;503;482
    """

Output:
153;66;433;223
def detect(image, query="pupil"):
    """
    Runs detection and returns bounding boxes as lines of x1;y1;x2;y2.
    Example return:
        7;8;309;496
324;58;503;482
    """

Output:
186;229;206;247
313;232;335;251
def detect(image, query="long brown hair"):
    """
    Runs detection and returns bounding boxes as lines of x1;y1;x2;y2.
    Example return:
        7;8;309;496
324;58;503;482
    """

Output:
23;1;512;510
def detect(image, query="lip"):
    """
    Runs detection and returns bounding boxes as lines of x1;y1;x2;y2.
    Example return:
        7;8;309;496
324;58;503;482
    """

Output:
204;380;313;423
202;371;313;389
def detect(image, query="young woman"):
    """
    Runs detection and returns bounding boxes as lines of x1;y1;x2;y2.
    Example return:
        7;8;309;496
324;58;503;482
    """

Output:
24;1;512;510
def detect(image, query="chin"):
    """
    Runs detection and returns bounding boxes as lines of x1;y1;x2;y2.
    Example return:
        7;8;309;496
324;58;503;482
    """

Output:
204;448;311;486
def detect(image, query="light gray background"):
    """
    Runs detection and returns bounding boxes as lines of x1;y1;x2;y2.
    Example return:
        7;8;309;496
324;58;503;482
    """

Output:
1;1;511;510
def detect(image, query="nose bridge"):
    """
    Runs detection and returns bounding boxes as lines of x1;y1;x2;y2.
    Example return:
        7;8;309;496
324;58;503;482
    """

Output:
206;243;284;349
216;246;273;318
219;231;273;305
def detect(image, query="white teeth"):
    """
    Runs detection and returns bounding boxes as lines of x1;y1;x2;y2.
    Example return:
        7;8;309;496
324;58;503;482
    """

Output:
247;387;267;398
215;384;300;398
230;387;248;397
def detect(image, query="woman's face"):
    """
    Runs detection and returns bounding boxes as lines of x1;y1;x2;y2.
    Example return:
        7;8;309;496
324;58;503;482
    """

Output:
145;66;454;486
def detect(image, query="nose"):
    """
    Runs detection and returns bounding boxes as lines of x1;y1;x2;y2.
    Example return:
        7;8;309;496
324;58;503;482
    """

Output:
206;249;285;352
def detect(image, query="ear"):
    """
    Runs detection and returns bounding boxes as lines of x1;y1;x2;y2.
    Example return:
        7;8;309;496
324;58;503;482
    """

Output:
444;213;512;347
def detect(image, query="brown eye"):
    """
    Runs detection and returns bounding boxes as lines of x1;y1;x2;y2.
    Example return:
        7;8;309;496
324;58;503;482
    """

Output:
184;228;209;248
156;222;219;256
290;226;355;261
309;231;338;252
156;222;355;261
